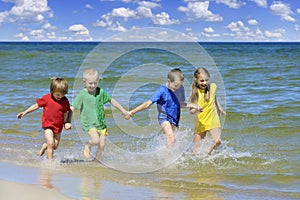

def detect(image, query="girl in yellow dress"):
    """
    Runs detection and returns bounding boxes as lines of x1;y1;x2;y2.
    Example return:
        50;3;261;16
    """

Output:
189;67;226;154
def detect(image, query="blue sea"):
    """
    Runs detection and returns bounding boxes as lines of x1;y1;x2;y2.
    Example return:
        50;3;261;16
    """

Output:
0;42;299;199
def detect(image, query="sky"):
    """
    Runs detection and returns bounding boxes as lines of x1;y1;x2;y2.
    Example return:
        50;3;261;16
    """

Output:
0;0;299;42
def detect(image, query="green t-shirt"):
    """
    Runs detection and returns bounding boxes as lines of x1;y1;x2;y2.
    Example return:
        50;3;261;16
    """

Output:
72;87;112;131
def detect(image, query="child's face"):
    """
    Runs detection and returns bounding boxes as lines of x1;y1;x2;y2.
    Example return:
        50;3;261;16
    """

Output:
195;73;209;89
52;92;65;101
167;76;182;92
83;75;99;93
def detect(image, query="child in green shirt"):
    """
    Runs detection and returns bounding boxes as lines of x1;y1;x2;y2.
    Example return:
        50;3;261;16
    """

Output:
71;68;130;161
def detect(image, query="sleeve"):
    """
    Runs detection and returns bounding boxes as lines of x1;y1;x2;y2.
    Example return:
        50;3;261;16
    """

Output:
150;86;163;104
36;95;47;108
210;83;217;97
72;91;82;110
100;89;112;104
64;98;71;112
174;85;185;103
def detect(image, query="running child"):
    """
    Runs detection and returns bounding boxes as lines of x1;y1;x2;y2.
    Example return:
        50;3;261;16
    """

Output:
17;78;72;160
127;68;202;148
189;67;226;154
71;68;130;161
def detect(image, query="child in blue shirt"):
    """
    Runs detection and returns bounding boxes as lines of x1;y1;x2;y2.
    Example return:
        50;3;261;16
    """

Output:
127;68;202;148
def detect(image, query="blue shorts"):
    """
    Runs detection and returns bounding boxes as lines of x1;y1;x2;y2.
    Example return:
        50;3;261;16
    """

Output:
158;112;167;125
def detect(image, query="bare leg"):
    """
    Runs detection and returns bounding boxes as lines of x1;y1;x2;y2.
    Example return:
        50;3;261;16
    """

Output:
44;129;55;160
161;121;176;148
208;128;221;154
192;132;206;154
84;131;100;159
95;134;105;161
53;133;61;150
83;145;91;159
39;143;47;156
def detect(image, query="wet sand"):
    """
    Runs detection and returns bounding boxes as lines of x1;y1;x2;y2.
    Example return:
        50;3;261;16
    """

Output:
0;179;73;200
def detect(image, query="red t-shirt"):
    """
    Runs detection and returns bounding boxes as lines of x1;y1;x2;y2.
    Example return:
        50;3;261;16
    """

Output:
36;93;70;134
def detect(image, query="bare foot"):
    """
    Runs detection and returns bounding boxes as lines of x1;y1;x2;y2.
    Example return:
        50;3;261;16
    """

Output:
39;143;47;156
83;145;90;159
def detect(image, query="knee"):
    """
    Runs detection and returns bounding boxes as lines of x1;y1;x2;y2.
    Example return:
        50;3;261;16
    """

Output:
214;140;221;149
91;138;100;146
199;132;206;139
47;142;55;149
54;143;59;150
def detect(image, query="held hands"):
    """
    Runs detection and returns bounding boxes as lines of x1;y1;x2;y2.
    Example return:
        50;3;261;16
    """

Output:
189;104;203;114
122;111;132;120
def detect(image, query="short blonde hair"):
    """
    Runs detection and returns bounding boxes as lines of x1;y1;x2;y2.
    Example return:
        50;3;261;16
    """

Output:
50;78;68;95
83;68;99;80
168;68;184;82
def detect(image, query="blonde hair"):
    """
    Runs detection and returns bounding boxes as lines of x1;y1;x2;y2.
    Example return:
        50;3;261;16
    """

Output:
50;77;68;95
83;68;99;80
189;67;210;103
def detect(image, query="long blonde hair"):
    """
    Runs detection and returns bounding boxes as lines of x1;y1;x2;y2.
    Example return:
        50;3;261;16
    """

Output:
189;67;210;103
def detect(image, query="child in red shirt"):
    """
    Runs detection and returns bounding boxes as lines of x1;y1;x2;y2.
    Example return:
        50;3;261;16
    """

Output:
17;78;72;160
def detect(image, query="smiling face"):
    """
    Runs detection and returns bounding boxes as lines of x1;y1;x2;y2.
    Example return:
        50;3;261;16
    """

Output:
83;75;99;93
195;73;210;90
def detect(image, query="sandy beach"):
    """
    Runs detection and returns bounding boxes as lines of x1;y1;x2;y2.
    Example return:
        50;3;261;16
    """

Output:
0;179;73;200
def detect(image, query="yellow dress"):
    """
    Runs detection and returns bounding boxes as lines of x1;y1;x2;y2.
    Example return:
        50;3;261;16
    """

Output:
193;83;220;133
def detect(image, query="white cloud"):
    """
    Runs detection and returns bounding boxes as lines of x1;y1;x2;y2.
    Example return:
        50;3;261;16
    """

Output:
94;4;179;31
251;0;267;7
85;4;93;9
29;29;44;40
294;24;299;31
137;1;161;9
42;22;55;30
178;1;222;22
204;27;214;33
255;27;263;35
152;12;179;25
107;21;127;32
227;20;249;32
14;32;29;41
216;0;245;9
136;6;153;18
6;0;51;23
265;29;285;38
46;31;56;40
67;24;92;41
297;9;300;14
0;11;9;24
248;19;258;25
270;1;296;22
111;7;136;19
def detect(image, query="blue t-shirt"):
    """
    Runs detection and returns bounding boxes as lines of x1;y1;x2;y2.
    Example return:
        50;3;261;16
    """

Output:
150;84;185;127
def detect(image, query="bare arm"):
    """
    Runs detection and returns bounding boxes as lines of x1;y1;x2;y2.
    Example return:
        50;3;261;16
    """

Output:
129;100;152;116
110;98;130;116
215;96;226;115
181;102;203;114
17;103;39;119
